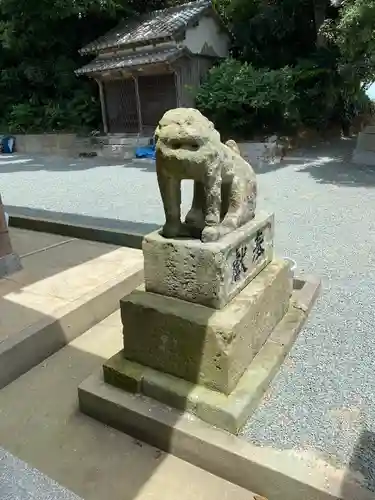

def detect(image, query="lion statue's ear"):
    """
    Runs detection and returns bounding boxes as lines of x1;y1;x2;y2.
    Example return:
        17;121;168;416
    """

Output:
225;139;241;156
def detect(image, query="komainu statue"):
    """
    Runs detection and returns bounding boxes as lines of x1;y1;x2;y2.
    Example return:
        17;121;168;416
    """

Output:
155;108;257;243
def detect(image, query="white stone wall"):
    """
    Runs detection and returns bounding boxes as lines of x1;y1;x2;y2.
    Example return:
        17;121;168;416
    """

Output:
12;134;89;156
184;15;230;58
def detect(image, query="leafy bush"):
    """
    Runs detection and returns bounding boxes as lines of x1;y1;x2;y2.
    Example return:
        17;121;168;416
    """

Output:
195;57;371;138
195;59;299;138
195;59;298;137
4;88;101;134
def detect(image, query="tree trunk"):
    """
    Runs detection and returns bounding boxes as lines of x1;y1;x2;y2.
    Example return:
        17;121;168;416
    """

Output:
314;0;328;47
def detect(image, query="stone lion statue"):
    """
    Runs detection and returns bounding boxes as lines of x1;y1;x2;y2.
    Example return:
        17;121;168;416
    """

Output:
155;108;257;243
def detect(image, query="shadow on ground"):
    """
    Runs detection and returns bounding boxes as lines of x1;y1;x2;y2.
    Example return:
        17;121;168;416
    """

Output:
0;154;156;173
0;228;127;386
5;205;160;242
0;297;176;500
341;429;375;497
4;227;119;289
0;222;235;500
0;294;217;500
4;138;375;189
297;157;375;188
254;137;375;188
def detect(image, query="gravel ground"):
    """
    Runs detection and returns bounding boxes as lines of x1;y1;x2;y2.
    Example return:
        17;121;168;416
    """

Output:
1;139;375;489
0;447;81;499
0;154;193;228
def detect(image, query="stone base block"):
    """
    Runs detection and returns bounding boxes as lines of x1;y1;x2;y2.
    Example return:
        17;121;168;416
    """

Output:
143;212;274;309
81;275;321;436
355;128;375;152
0;252;22;278
121;259;292;395
352;150;375;166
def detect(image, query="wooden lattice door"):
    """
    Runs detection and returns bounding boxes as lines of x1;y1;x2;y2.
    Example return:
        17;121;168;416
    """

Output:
103;79;139;133
138;73;177;134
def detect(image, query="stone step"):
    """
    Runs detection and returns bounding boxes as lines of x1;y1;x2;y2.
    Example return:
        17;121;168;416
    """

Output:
0;228;143;389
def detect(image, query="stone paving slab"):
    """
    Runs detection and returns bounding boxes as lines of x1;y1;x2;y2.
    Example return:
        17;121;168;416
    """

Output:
0;228;143;388
0;448;81;499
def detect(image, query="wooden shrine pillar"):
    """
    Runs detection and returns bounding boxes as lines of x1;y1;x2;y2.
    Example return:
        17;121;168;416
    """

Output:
133;75;143;135
96;79;109;134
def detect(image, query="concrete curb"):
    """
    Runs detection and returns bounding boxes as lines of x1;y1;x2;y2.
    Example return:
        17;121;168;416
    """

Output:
8;213;153;250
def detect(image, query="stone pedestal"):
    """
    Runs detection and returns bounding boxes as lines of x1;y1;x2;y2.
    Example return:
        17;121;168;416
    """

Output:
102;259;294;432
353;125;375;165
120;260;291;395
94;210;306;433
0;195;21;278
143;212;274;309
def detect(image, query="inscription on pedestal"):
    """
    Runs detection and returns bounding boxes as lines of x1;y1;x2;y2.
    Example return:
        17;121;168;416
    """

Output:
226;221;273;297
231;228;266;284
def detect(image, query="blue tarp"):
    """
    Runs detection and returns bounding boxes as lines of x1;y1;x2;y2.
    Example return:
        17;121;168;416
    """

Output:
135;144;156;160
1;136;15;154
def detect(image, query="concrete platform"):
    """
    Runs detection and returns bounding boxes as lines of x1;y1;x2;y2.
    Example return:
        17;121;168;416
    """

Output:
0;312;257;500
0;228;143;388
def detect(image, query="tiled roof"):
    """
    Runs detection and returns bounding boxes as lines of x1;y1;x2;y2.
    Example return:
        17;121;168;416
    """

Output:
75;47;186;75
79;0;212;55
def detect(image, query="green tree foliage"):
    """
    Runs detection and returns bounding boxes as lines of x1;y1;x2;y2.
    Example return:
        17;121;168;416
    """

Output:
196;59;299;137
324;0;375;86
197;0;375;136
0;0;180;133
1;0;375;134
